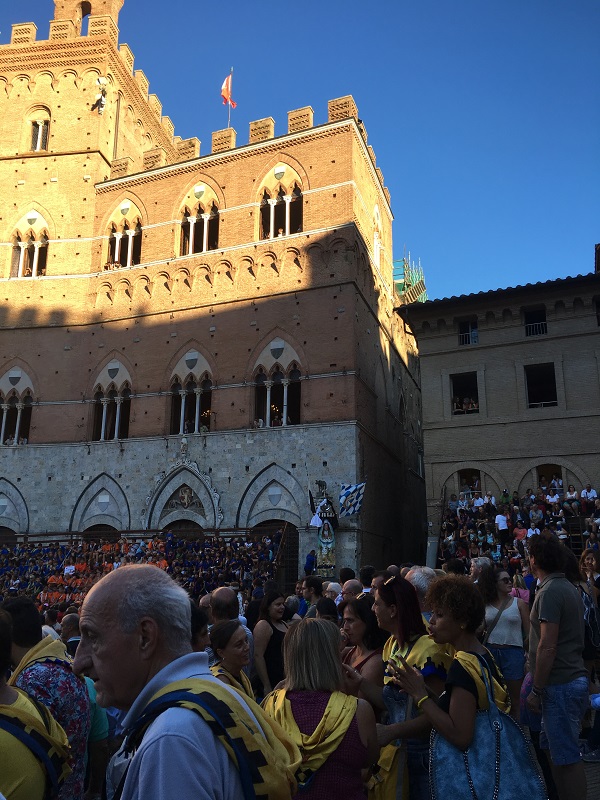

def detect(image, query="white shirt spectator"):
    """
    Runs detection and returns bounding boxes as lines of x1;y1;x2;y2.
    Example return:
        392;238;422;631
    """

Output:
473;495;484;508
495;513;509;531
545;493;560;504
527;526;540;538
581;486;598;501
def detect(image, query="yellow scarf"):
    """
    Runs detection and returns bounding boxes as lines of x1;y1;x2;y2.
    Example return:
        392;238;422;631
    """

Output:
129;678;300;799
9;635;74;686
0;688;72;788
262;689;358;787
454;651;511;713
210;663;255;700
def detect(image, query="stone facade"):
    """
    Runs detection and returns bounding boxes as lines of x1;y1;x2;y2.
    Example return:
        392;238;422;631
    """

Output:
0;2;426;572
399;272;600;529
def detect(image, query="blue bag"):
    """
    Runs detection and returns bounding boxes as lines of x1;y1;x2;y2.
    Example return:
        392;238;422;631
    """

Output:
429;654;547;800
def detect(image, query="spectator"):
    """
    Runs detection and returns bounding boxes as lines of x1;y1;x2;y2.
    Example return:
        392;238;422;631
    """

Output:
302;576;324;619
526;534;588;800
581;484;598;516
2;597;91;800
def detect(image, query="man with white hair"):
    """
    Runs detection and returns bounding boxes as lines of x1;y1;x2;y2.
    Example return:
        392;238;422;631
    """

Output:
405;566;437;622
74;565;297;800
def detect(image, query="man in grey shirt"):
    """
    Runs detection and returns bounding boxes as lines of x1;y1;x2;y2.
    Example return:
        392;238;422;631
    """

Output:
526;534;588;800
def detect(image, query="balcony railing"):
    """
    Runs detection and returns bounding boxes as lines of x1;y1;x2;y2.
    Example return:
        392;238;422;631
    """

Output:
525;321;547;336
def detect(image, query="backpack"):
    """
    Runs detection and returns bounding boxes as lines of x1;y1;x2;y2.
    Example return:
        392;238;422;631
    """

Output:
578;584;600;651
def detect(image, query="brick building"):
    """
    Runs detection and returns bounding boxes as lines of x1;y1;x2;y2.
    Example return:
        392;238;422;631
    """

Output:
398;270;600;532
0;0;426;573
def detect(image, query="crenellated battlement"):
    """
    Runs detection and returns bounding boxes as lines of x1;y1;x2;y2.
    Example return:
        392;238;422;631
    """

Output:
4;16;388;195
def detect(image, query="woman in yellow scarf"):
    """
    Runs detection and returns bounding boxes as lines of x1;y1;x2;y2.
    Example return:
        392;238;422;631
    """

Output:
262;618;379;799
390;575;510;750
209;619;254;699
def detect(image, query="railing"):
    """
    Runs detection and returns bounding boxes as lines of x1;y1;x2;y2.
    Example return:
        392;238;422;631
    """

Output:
528;400;558;408
525;321;547;336
458;330;479;346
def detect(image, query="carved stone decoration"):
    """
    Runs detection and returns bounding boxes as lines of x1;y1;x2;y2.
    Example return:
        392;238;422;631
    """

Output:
141;451;223;530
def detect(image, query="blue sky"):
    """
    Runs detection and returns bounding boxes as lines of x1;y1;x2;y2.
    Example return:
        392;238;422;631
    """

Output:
3;1;599;299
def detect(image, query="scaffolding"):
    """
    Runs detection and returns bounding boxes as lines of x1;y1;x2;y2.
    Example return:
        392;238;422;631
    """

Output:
393;254;428;304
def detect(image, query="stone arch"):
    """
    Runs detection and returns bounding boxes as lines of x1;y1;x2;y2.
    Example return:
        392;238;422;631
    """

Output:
164;341;216;387
85;352;135;396
146;466;222;530
69;473;130;532
0;361;38;401
171;174;226;220
0;478;29;534
439;461;508;497
98;191;148;233
11;201;57;240
253;152;310;202
236;463;304;528
245;328;308;380
513;457;590;495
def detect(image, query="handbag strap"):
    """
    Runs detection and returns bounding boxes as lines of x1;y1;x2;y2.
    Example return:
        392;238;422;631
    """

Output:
483;598;510;645
473;653;503;732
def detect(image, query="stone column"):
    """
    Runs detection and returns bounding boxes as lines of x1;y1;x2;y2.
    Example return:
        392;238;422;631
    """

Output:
31;242;41;278
202;213;211;252
113;232;123;264
100;398;109;441
187;217;196;256
14;402;23;442
194;389;201;433
267;199;277;239
17;243;26;277
283;195;292;236
113;396;123;440
0;404;8;444
265;381;272;427
282;379;289;426
125;229;136;268
179;390;187;435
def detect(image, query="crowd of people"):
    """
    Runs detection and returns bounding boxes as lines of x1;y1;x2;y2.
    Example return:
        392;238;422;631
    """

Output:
0;528;598;800
439;477;600;570
0;531;281;608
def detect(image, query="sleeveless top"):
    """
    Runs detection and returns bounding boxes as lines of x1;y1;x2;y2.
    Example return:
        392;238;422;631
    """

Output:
485;598;523;647
264;620;288;687
287;691;366;800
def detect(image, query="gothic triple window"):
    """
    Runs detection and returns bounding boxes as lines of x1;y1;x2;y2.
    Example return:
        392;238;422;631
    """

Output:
92;386;132;441
254;365;301;427
260;183;303;240
0;393;33;445
170;377;213;434
108;221;142;268
11;233;49;278
180;204;219;257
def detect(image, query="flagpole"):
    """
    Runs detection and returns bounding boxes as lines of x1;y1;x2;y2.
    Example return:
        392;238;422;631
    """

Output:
228;66;233;128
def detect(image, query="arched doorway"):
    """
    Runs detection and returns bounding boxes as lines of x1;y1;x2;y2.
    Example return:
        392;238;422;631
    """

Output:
252;519;298;593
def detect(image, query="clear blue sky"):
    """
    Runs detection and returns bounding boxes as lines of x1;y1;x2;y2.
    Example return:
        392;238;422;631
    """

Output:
3;0;599;299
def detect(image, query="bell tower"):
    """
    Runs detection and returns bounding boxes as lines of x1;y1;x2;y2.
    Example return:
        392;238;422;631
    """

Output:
53;0;124;33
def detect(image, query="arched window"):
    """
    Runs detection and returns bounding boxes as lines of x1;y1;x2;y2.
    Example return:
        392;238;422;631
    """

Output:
170;375;212;434
270;369;284;425
274;188;286;238
131;221;142;265
179;203;219;256
0;393;32;445
259;182;303;240
287;366;302;425
180;210;190;256
106;218;142;268
254;370;267;425
91;386;131;441
260;191;271;240
290;183;303;234
207;203;219;251
29;109;50;152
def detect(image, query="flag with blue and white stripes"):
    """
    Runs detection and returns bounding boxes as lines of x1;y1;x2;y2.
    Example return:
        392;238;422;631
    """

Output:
339;482;366;517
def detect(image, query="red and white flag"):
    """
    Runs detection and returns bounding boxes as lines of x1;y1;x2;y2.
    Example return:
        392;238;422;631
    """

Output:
221;74;237;108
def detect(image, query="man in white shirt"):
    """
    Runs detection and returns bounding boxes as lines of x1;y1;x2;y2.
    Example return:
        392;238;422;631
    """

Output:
581;484;598;516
